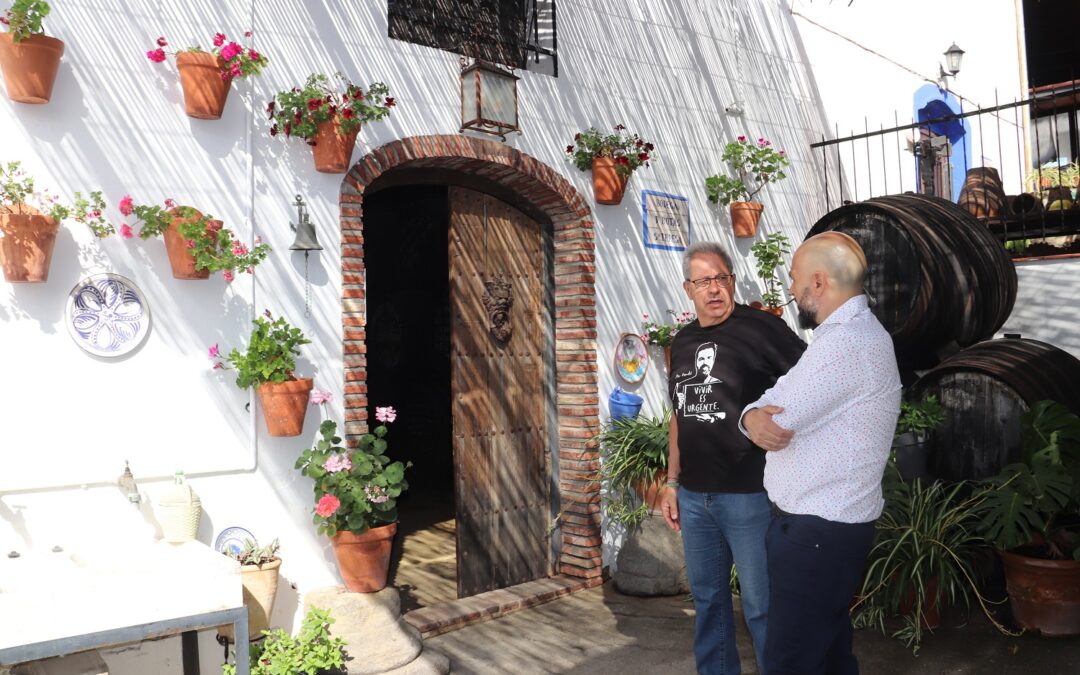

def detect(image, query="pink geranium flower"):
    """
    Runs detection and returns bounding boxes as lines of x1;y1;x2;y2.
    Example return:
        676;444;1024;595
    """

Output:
156;36;167;47
375;406;397;423
223;269;235;283
208;344;220;359
213;32;226;47
118;195;134;216
146;48;166;63
119;224;133;239
316;494;340;517
323;453;352;473
311;388;333;405
220;42;242;61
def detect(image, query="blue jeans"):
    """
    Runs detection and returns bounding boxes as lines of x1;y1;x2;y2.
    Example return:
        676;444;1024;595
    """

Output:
678;488;770;675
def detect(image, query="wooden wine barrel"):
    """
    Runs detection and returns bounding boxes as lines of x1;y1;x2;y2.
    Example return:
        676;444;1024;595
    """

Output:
909;337;1080;481
958;167;1008;217
807;193;1017;370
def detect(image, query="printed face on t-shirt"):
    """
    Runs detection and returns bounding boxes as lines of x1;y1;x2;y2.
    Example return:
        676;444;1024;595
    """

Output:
696;345;716;377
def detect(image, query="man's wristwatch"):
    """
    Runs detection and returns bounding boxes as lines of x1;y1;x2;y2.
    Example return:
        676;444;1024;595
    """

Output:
665;478;679;488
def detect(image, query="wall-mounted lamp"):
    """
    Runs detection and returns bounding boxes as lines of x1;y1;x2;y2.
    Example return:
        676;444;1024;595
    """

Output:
289;194;321;317
460;57;520;141
943;43;964;77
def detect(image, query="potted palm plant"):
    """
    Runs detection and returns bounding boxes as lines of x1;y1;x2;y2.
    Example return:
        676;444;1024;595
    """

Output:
212;310;313;437
218;538;281;643
295;408;410;593
979;400;1080;636
566;124;655;205
268;73;395;173
852;465;1008;653
749;232;791;316
0;0;64;103
893;394;945;482
705;136;790;237
592;409;670;527
146;30;268;119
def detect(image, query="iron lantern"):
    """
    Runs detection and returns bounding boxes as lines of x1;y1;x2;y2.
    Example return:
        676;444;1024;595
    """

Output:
460;58;520;140
943;43;964;77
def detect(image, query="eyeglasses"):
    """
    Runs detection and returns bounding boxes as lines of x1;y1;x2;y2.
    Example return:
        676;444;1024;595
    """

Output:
687;273;735;290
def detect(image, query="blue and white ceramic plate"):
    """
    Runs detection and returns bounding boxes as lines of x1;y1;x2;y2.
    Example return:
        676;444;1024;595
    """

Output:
215;527;257;556
65;273;150;357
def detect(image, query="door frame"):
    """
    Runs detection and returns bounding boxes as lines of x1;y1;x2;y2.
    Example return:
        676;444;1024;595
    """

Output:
337;135;602;584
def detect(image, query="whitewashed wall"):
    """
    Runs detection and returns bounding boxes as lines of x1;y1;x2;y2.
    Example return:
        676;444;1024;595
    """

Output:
0;2;832;672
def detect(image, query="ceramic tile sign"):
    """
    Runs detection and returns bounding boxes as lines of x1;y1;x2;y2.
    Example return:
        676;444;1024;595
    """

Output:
642;190;690;251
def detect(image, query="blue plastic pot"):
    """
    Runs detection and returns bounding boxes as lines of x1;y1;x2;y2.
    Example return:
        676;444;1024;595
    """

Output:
609;387;644;420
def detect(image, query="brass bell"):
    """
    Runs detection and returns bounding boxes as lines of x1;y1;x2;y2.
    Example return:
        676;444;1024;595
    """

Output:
289;194;322;251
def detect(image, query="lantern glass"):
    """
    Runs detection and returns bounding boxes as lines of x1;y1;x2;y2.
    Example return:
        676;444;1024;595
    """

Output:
461;69;478;122
479;67;517;128
944;43;964;76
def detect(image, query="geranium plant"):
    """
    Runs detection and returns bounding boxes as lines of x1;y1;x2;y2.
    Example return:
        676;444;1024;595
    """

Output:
117;195;269;280
1;160;113;237
267;72;394;140
705;135;790;205
212;310;311;389
146;30;268;82
566;124;655;177
641;309;695;348
750;231;791;309
295;407;411;537
1;0;50;42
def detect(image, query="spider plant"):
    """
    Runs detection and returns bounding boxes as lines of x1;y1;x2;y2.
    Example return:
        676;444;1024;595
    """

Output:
592;409;670;528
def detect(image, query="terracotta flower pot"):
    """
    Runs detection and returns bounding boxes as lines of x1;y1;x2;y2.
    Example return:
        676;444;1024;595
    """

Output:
0;208;59;283
663;345;671;371
219;558;282;642
633;469;667;515
730;201;764;238
256;377;314;437
749;301;783;317
1000;549;1080;636
0;33;64;104
330;523;397;593
591;157;629;205
162;208;210;280
898;575;941;629
176;51;230;120
311;118;360;173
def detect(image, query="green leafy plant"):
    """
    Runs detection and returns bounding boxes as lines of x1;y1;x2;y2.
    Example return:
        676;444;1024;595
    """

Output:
852;466;1010;654
896;394;945;439
1;0;50;43
222;607;347;675
1;160;113;237
268;73;394;140
227;538;279;566
705;135;790;205
749;232;791;309
566;124;655;178
1025;161;1079;193
214;311;311;389
295;412;410;537
979;400;1080;560
118;196;269;279
591;409;670;528
640;309;695;348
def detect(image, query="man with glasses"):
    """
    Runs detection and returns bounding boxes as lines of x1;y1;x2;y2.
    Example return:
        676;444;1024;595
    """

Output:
660;241;806;675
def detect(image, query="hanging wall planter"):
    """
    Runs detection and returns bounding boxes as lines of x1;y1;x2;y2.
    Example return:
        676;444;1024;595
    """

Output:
0;207;59;283
175;52;230;120
256;377;314;437
730;201;764;238
705;135;790;238
269;73;395;175
0;32;64;104
567;125;655;206
163;208;212;279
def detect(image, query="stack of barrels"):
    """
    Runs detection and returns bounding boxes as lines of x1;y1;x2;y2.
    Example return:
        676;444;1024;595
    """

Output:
807;193;1080;481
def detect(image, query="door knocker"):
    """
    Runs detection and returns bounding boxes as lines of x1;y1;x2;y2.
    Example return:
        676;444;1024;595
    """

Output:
482;276;513;343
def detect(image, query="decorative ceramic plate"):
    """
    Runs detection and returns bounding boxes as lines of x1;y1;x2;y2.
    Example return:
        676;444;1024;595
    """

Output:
614;332;649;384
65;273;150;357
215;527;257;556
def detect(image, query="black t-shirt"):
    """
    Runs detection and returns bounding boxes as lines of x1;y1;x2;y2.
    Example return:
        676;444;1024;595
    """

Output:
668;304;806;493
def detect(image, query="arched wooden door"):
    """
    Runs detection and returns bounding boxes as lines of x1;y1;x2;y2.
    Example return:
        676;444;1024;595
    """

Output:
449;186;551;596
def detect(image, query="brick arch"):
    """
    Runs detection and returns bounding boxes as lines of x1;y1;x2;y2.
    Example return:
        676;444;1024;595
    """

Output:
339;135;602;584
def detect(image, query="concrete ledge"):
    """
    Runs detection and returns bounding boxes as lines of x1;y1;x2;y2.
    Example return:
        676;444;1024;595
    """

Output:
402;575;605;638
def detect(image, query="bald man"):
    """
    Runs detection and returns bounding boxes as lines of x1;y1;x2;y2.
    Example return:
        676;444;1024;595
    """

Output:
739;232;901;675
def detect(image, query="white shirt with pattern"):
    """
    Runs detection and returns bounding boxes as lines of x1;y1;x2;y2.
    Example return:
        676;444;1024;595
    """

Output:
739;295;901;523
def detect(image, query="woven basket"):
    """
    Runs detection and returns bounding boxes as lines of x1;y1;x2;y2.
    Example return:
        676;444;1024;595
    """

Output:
159;473;202;543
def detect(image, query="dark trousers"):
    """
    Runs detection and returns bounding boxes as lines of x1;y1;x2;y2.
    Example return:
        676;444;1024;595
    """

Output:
763;509;875;675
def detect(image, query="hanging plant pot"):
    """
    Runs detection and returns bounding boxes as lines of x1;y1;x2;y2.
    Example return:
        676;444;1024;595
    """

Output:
176;51;230;120
0;207;60;283
749;301;784;318
256;377;314;437
218;559;282;642
330;523;397;593
592;157;629;205
162;208;211;280
311;118;360;173
730;201;764;238
0;33;64;104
